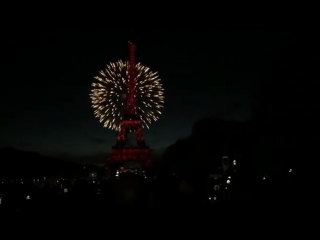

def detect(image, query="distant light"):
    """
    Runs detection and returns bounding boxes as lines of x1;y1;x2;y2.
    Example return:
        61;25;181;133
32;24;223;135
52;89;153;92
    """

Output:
26;195;30;200
214;197;217;200
226;180;230;184
289;169;292;173
228;176;231;179
233;160;237;165
64;188;68;193
209;197;211;200
93;181;95;183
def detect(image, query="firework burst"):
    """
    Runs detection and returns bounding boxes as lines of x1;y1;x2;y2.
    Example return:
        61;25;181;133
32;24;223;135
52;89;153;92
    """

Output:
90;60;164;131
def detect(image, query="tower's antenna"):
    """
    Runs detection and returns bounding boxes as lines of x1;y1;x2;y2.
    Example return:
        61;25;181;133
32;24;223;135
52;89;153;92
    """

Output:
128;29;137;45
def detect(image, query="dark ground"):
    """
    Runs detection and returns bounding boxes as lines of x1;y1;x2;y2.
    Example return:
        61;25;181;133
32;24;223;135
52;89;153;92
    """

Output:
0;173;300;219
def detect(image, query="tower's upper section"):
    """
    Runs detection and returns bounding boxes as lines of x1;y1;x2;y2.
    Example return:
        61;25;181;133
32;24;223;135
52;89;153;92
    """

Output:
126;42;137;116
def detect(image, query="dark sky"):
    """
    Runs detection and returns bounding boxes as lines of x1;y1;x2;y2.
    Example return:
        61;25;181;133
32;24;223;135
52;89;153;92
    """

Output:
0;28;314;161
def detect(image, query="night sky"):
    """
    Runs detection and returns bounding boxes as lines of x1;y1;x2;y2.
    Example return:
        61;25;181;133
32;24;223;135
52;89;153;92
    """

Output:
0;28;316;162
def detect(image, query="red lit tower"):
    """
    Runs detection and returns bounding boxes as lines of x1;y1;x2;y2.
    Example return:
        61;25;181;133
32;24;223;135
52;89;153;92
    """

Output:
106;42;153;171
